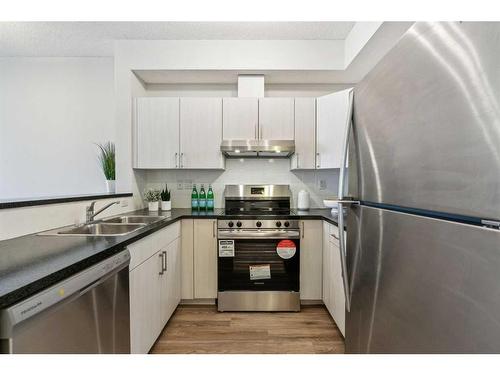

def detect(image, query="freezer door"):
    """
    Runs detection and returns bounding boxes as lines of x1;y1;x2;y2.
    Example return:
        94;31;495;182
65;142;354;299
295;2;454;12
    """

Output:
345;205;500;353
351;22;500;220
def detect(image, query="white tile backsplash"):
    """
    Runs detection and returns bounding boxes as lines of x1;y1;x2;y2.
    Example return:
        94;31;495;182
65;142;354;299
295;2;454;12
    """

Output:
144;158;339;208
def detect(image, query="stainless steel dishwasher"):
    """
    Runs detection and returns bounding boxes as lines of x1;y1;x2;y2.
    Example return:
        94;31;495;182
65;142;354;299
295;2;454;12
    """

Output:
0;250;131;354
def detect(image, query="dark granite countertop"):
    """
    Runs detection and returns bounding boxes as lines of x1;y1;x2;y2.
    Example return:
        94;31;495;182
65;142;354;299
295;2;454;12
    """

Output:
0;207;340;309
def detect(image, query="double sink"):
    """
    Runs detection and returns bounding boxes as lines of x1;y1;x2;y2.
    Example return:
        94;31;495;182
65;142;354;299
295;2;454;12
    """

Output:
39;215;166;237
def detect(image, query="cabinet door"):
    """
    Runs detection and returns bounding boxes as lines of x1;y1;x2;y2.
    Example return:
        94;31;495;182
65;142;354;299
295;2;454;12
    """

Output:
223;98;258;140
181;219;194;299
164;238;181;322
193;219;218;299
180;98;224;169
330;239;345;337
300;220;323;300
316;89;353;169
322;222;332;313
135;97;180;169
291;98;316;170
130;251;162;354
258;98;295;140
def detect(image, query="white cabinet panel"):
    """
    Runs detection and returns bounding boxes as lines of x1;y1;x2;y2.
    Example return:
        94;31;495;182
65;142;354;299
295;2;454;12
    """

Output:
316;89;353;169
130;251;162;354
180;98;224;169
258;98;295;140
134;97;179;169
291;98;316;170
322;221;333;315
162;238;181;324
300;220;323;300
223;98;258;140
193;219;218;299
330;239;345;336
181;219;194;299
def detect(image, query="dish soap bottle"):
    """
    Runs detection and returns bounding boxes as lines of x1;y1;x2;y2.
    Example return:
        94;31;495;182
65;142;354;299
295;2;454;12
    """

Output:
191;184;199;211
207;185;214;211
199;184;207;211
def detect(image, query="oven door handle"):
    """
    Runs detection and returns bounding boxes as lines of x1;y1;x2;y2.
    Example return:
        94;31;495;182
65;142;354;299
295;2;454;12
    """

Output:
217;230;300;239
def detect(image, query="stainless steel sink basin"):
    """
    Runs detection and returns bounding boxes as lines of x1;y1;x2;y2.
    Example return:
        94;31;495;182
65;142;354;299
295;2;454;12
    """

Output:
103;215;165;224
39;223;146;236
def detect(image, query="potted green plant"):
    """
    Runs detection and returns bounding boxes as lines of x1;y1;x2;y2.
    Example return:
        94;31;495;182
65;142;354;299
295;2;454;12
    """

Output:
144;188;161;211
96;142;115;193
160;184;171;211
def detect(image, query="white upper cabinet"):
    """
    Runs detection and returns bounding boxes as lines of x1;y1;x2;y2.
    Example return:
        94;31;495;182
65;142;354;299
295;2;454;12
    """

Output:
291;98;316;170
180;98;224;169
316;89;353;169
258;98;295;140
134;97;180;169
222;98;258;140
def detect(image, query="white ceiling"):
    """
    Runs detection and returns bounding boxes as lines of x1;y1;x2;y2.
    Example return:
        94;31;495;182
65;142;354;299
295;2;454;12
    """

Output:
0;22;355;57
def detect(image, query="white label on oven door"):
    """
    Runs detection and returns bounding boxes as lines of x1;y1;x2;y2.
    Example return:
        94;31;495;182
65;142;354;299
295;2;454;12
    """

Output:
218;240;235;257
276;239;297;259
249;264;271;280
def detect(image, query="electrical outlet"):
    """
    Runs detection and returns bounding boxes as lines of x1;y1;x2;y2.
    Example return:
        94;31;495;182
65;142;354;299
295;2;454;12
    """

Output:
319;179;327;190
177;182;183;190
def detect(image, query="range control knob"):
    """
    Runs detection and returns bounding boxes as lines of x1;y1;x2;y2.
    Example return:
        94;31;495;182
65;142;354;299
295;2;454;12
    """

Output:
236;221;242;228
276;221;282;227
228;221;234;228
284;221;290;227
256;221;262;228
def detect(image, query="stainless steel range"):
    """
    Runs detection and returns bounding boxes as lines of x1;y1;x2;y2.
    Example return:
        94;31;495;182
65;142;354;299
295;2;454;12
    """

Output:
217;185;300;312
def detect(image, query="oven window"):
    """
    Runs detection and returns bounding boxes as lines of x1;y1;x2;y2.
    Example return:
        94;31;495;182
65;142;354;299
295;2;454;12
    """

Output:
218;239;300;292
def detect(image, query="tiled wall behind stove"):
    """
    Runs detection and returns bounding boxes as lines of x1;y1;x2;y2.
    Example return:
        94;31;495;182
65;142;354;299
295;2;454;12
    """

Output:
145;158;339;208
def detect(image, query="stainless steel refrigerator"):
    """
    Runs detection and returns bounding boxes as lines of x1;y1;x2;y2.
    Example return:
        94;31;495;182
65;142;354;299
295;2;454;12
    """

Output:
339;22;500;353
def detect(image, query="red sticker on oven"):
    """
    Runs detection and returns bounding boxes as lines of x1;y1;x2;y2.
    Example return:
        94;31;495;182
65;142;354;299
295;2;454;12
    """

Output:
276;239;296;259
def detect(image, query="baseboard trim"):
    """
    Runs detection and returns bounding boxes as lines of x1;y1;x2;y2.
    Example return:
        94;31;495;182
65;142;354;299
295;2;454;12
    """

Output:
180;298;216;305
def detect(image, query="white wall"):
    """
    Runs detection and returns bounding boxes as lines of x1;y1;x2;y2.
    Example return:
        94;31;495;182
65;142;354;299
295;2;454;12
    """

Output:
0;196;136;240
0;57;115;199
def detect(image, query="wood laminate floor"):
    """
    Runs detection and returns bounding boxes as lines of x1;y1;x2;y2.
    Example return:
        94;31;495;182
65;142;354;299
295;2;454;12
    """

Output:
150;305;345;354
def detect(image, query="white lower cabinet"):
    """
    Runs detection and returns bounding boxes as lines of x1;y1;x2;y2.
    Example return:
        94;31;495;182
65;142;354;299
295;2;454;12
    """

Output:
299;220;323;300
322;221;346;337
128;223;181;354
193;219;218;299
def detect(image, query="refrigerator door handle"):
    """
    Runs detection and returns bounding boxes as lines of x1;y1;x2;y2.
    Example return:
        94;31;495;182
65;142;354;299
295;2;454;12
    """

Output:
337;88;354;313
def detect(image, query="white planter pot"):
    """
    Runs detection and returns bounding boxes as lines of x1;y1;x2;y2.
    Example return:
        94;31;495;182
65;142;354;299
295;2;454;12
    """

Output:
161;201;172;211
148;201;159;211
106;180;116;193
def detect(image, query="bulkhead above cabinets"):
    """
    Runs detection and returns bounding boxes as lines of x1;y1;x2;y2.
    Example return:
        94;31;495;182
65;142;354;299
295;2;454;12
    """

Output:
132;89;352;170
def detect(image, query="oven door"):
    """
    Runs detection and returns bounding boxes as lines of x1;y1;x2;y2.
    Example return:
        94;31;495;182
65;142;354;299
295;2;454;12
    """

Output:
217;230;300;292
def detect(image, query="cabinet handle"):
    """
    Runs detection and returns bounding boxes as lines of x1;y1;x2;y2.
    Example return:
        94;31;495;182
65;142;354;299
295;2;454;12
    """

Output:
159;253;164;275
301;222;304;239
316;152;320;168
296;153;300;169
255;123;258;139
180;153;184;168
175;152;178;168
213;220;216;238
163;250;167;272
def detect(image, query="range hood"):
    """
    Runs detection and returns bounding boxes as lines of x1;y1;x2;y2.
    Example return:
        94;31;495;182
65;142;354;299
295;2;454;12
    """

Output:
220;140;295;158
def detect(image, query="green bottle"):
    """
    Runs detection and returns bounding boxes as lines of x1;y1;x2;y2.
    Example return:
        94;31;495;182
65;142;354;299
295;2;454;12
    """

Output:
191;184;199;211
207;185;214;211
199;184;207;211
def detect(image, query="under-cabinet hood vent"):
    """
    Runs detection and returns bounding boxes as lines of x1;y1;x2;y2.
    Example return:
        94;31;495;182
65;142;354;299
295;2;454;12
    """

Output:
220;140;295;158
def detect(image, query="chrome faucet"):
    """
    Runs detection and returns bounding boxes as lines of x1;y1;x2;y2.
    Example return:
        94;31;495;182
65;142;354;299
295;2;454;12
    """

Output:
86;201;120;223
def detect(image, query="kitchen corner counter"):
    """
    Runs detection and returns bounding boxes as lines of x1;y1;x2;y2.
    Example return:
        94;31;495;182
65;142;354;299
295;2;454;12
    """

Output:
0;207;339;309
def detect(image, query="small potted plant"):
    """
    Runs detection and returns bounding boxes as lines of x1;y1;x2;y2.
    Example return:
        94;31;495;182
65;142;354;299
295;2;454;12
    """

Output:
160;184;171;211
144;188;161;211
96;142;115;193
